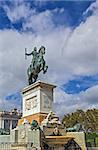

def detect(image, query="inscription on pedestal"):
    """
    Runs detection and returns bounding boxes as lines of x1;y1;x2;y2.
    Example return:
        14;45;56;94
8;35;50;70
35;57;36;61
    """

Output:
22;81;56;116
25;96;38;111
43;95;52;109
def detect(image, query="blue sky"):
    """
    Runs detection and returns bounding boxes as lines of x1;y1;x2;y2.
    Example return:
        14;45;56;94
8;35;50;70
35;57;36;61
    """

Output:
0;0;98;116
0;1;95;30
63;74;98;94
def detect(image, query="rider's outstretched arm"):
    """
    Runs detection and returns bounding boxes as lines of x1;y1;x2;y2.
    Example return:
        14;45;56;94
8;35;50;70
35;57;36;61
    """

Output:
26;52;33;56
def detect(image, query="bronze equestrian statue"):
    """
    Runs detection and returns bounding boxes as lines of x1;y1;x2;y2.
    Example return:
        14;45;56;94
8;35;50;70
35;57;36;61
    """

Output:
25;46;48;85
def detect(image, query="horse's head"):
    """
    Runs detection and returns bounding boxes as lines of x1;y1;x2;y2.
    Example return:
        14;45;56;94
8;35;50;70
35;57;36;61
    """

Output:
39;46;45;54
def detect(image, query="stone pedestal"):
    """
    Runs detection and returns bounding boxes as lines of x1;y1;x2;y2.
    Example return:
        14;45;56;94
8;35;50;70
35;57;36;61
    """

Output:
18;81;56;125
10;123;42;150
16;80;86;150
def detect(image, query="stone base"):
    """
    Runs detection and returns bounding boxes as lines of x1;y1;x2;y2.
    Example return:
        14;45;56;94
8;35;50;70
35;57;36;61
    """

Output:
66;132;86;150
43;136;73;150
45;136;73;145
11;143;41;150
11;143;28;150
18;112;48;125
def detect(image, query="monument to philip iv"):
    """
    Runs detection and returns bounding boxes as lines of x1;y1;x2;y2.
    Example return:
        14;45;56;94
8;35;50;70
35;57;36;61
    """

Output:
17;46;86;150
25;46;48;85
20;46;56;123
0;46;86;150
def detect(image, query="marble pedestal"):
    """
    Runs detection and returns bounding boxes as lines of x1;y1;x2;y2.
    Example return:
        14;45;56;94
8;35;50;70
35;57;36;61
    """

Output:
18;81;56;125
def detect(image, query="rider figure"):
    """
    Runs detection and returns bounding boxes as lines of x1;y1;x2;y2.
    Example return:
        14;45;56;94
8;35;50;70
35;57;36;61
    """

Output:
26;47;38;69
26;46;48;84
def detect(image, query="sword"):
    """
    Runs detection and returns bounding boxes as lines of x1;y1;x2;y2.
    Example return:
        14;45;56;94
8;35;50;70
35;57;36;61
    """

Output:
25;48;27;59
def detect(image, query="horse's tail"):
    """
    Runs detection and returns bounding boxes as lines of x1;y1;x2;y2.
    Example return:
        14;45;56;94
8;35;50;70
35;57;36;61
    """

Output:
43;65;48;74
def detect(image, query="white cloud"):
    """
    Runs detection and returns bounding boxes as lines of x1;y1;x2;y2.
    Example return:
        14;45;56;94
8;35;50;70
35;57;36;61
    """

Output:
83;1;98;16
3;1;34;23
64;12;98;75
3;2;65;33
23;10;55;33
0;98;21;111
54;85;98;117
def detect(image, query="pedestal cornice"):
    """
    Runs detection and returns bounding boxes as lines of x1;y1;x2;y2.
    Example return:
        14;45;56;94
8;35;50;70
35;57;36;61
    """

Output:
22;80;56;94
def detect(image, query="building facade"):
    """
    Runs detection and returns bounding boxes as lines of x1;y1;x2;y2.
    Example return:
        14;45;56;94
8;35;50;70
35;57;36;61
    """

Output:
0;108;22;130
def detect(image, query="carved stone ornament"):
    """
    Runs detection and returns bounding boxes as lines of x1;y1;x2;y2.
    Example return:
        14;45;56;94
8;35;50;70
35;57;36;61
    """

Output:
20;129;26;139
41;111;61;126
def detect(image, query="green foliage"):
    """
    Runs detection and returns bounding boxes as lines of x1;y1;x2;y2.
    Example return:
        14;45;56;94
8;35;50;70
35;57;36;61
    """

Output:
96;138;98;147
0;128;10;135
62;109;98;132
86;133;98;147
86;133;98;139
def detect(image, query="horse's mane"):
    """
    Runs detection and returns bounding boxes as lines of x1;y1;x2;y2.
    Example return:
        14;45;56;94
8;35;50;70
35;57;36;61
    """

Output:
38;46;45;53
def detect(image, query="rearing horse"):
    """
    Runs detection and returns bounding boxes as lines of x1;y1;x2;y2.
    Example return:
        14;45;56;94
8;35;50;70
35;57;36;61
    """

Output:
27;46;48;85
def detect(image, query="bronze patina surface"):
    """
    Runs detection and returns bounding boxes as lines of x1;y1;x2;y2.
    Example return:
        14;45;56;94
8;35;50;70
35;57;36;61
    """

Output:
25;46;48;85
